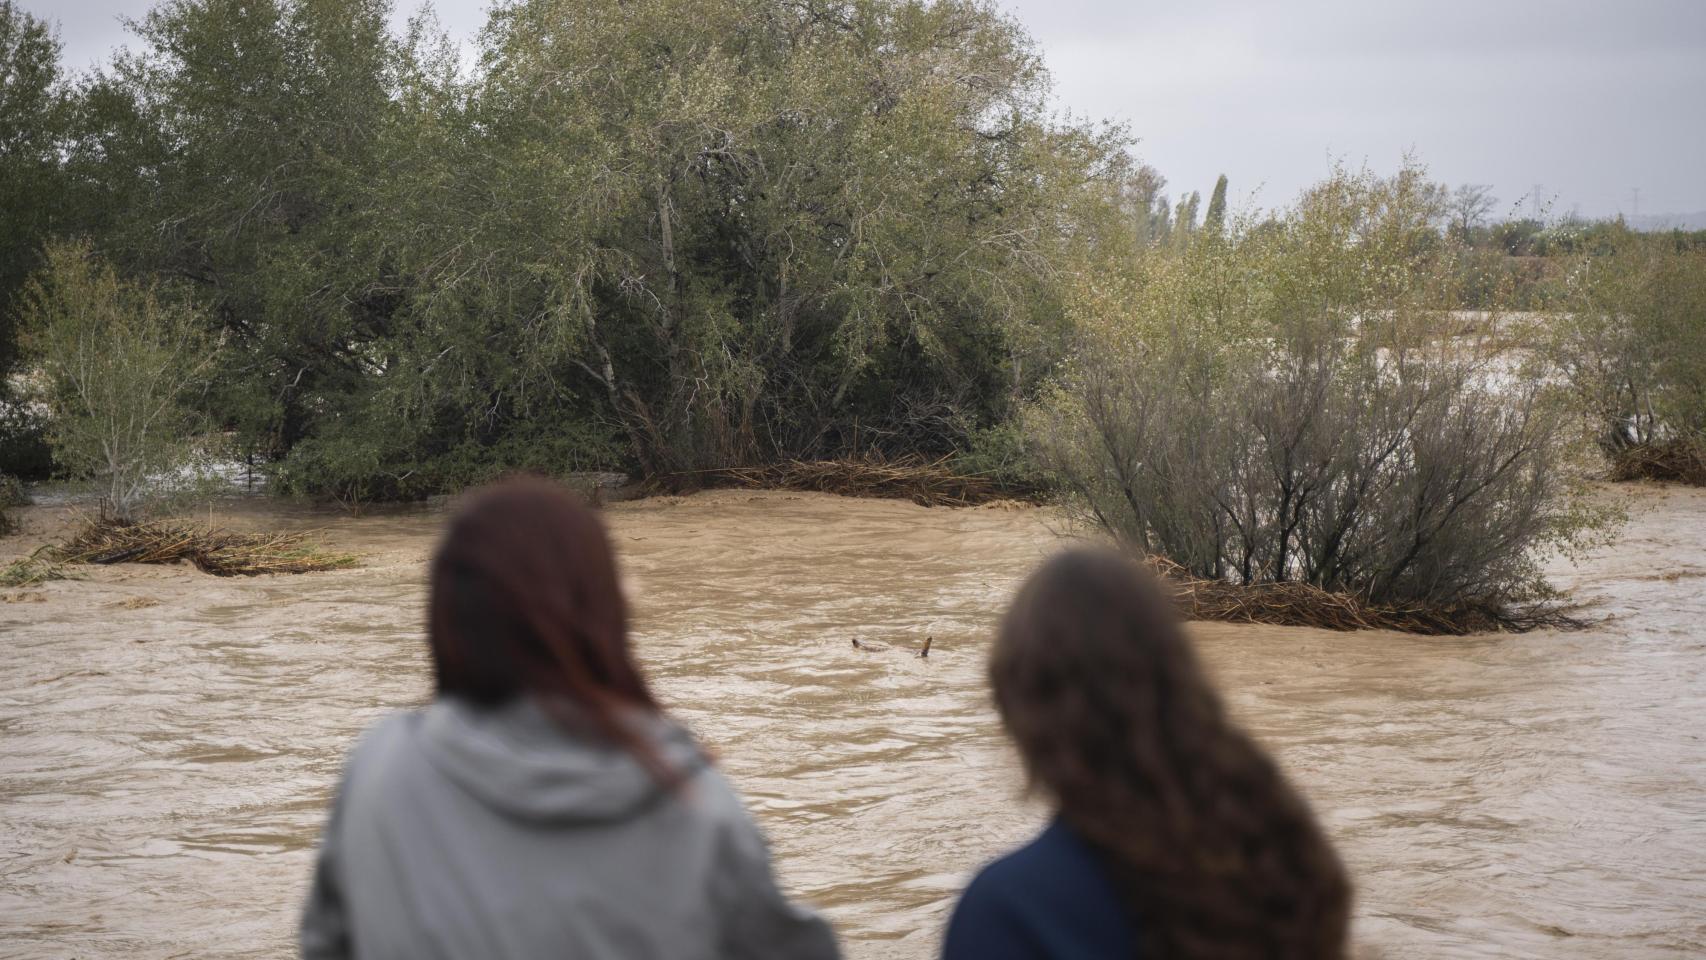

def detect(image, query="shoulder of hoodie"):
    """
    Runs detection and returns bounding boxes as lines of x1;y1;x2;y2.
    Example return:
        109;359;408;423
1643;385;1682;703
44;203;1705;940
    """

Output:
336;705;751;824
336;707;426;791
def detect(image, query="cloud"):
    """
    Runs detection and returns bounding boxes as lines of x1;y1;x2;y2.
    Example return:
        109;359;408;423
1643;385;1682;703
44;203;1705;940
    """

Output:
22;0;1706;217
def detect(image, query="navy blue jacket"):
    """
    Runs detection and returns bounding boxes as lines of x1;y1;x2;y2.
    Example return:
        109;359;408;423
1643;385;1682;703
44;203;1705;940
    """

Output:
942;819;1138;959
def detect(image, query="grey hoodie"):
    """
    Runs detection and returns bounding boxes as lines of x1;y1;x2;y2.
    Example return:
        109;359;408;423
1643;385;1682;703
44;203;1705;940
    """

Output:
300;698;840;960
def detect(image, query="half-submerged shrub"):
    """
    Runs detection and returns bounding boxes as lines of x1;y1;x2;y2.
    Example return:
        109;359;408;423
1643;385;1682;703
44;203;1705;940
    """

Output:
1537;233;1706;485
1030;167;1610;631
0;472;25;536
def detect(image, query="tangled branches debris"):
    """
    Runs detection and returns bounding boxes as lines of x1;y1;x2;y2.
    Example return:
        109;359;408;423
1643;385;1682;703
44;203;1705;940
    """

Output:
1611;440;1706;487
687;455;1025;507
56;518;357;577
1143;557;1577;636
0;548;69;587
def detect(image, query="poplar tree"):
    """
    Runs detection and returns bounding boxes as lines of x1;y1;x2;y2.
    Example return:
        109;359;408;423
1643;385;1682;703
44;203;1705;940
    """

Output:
1205;174;1229;236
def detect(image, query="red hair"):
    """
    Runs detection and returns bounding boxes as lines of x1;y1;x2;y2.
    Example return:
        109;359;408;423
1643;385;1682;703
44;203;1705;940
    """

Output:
428;477;671;778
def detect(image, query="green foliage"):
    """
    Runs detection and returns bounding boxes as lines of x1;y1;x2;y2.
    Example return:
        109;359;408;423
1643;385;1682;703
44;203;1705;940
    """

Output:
1533;234;1706;475
21;0;1703;515
0;471;24;507
0;1;72;377
1204;174;1228;237
0;399;52;479
21;240;221;520
952;418;1047;494
1030;166;1613;614
0;471;23;536
43;0;1133;498
273;402;626;505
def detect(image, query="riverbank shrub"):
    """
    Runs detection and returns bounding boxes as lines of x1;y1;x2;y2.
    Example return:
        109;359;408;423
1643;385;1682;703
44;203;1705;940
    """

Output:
1029;168;1610;629
0;473;24;508
0;471;23;535
17;0;1702;508
1535;235;1706;485
20;240;221;521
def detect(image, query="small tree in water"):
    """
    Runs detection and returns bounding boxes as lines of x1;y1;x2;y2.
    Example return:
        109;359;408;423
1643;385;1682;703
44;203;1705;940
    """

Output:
1535;230;1706;484
1029;166;1614;626
22;240;219;521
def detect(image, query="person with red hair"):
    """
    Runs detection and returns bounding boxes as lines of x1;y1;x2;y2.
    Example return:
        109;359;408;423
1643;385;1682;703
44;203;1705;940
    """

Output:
300;477;838;960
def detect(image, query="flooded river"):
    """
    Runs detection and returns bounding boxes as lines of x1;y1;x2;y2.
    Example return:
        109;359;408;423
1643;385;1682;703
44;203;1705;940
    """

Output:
2;485;1703;958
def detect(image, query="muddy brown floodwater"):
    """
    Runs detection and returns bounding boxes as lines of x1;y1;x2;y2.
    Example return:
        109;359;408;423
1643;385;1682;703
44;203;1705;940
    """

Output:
1;485;1703;959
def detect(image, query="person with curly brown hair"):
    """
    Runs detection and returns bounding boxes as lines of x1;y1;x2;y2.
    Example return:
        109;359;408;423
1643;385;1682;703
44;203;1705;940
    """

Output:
943;548;1351;960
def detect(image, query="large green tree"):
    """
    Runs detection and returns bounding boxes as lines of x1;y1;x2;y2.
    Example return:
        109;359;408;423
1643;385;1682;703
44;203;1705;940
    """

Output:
44;0;1135;499
270;0;1133;494
0;1;69;375
94;0;401;477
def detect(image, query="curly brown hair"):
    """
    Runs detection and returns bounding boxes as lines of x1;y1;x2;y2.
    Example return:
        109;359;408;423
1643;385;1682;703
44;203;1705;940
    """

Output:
991;548;1351;959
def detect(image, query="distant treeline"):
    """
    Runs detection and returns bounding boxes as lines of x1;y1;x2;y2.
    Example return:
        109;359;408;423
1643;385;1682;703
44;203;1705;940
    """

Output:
0;0;1698;505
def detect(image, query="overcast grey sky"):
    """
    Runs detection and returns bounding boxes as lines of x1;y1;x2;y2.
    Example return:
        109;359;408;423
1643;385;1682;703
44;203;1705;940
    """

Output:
28;0;1706;219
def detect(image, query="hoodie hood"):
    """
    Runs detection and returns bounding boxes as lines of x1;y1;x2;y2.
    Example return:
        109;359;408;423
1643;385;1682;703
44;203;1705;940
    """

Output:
415;697;707;824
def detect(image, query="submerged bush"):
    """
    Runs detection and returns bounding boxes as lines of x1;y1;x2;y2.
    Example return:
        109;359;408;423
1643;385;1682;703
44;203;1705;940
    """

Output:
1536;234;1706;484
1030;168;1610;624
0;472;25;508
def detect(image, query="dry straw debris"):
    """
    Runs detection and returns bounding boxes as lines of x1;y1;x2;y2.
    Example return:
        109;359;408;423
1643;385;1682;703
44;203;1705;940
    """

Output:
1611;440;1706;487
689;454;1023;507
0;548;68;587
1143;556;1577;636
55;518;356;577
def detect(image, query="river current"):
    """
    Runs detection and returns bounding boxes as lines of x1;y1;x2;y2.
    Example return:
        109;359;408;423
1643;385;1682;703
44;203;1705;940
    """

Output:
1;485;1702;958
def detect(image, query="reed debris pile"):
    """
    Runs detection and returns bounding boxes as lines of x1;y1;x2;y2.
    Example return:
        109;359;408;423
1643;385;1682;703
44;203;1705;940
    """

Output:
56;518;356;576
1143;556;1574;636
695;455;1021;507
1611;440;1706;487
0;549;67;587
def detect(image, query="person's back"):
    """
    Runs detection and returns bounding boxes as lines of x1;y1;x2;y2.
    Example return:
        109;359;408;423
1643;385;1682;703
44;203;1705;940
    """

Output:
942;819;1135;959
300;479;837;960
942;549;1350;960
